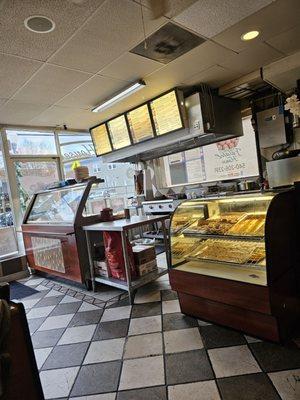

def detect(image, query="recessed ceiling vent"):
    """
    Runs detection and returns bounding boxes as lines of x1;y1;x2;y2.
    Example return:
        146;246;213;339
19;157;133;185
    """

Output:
130;22;205;64
24;16;55;33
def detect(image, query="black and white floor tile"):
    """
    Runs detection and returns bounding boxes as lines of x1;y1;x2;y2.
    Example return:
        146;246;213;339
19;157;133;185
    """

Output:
15;271;300;399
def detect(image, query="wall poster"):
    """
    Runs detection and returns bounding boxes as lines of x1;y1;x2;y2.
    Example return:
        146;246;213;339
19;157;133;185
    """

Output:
164;117;259;186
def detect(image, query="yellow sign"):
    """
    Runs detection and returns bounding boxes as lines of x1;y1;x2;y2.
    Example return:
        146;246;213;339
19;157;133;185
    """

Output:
150;90;183;136
91;124;112;155
127;104;154;143
107;115;131;150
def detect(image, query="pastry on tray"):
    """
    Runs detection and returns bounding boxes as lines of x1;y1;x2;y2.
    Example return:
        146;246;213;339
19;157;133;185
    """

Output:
226;213;266;236
186;213;244;235
193;239;265;264
172;237;202;258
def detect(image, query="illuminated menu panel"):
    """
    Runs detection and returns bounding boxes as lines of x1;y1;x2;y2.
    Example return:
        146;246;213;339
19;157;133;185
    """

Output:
127;104;154;143
107;115;131;150
150;90;183;136
90;124;112;155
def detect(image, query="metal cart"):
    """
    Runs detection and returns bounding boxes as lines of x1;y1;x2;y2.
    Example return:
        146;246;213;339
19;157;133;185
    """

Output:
83;215;170;304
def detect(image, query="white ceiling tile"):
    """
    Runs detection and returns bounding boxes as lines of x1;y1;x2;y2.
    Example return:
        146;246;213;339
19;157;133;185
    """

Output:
174;0;273;38
183;65;242;87
0;99;8;108
13;65;92;105
99;52;163;82
0;100;50;125
29;105;76;127
220;42;284;76
57;75;127;109
0;0;105;61
213;0;300;52
91;84;172;124
49;0;167;73
266;24;300;55
0;54;42;98
60;109;108;130
144;41;235;89
140;0;198;18
30;105;105;130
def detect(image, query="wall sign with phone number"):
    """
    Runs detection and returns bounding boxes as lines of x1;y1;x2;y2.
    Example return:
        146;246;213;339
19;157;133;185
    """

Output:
164;117;259;186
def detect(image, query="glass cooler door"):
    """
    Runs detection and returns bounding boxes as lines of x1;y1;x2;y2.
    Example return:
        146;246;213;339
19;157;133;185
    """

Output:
171;194;274;286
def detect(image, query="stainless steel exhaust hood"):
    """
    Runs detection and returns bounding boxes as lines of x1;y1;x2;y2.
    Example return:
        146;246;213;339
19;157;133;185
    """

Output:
219;51;300;98
101;91;243;163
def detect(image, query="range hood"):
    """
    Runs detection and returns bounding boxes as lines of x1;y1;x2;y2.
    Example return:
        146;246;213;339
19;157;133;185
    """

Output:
263;51;300;93
102;91;243;163
219;51;300;98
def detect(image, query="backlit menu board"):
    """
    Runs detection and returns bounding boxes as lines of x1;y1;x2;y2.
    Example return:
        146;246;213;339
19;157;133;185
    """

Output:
90;124;112;155
127;104;154;143
150;90;183;136
107;115;131;150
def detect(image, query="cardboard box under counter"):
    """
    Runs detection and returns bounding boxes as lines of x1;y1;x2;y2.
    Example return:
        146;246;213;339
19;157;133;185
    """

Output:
137;259;158;277
132;245;156;265
94;260;110;277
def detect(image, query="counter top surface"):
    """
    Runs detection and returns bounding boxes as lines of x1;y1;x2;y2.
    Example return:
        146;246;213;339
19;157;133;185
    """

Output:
83;214;169;232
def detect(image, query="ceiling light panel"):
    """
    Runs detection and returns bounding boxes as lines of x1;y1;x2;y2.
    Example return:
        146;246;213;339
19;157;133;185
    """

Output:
92;81;146;112
241;30;260;41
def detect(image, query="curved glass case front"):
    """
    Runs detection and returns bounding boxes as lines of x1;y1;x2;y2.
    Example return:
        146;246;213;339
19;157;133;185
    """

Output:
170;193;275;286
27;186;85;224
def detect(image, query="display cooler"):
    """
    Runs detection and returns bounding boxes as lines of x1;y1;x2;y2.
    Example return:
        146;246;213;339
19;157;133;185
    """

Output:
169;189;300;342
21;177;117;286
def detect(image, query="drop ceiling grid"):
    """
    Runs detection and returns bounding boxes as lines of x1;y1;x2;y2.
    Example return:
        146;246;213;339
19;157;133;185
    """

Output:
47;0;168;73
0;0;110;117
0;0;169;125
211;0;300;53
173;0;275;39
0;0;299;129
0;0;107;61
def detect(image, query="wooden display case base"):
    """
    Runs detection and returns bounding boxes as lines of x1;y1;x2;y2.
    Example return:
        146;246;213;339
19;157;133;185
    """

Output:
178;291;281;342
170;268;300;343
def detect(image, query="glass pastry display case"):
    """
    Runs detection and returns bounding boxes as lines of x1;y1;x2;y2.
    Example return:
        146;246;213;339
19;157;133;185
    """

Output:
169;190;300;342
21;177;113;286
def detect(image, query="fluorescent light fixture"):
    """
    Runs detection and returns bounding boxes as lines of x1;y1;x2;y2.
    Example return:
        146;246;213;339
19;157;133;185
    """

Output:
92;80;146;113
241;30;260;41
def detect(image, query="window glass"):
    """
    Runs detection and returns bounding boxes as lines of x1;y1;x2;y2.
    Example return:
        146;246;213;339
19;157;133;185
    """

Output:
27;186;85;224
82;183;131;217
0;143;18;257
14;161;59;214
63;157;135;190
7;131;57;155
58;132;95;161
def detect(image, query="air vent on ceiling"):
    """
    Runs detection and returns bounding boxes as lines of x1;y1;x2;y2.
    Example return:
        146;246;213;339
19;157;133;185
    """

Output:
130;22;205;64
24;15;55;33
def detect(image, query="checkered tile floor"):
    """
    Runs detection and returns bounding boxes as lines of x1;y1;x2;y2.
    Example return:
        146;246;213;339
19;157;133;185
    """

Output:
16;274;300;400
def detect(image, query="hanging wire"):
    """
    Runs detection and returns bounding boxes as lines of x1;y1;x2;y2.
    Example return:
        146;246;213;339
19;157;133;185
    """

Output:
140;2;147;50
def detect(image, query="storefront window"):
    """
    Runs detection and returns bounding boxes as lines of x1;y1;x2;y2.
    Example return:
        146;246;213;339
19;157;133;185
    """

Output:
0;141;18;258
59;132;95;161
60;133;136;203
7;130;57;155
14;160;60;213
